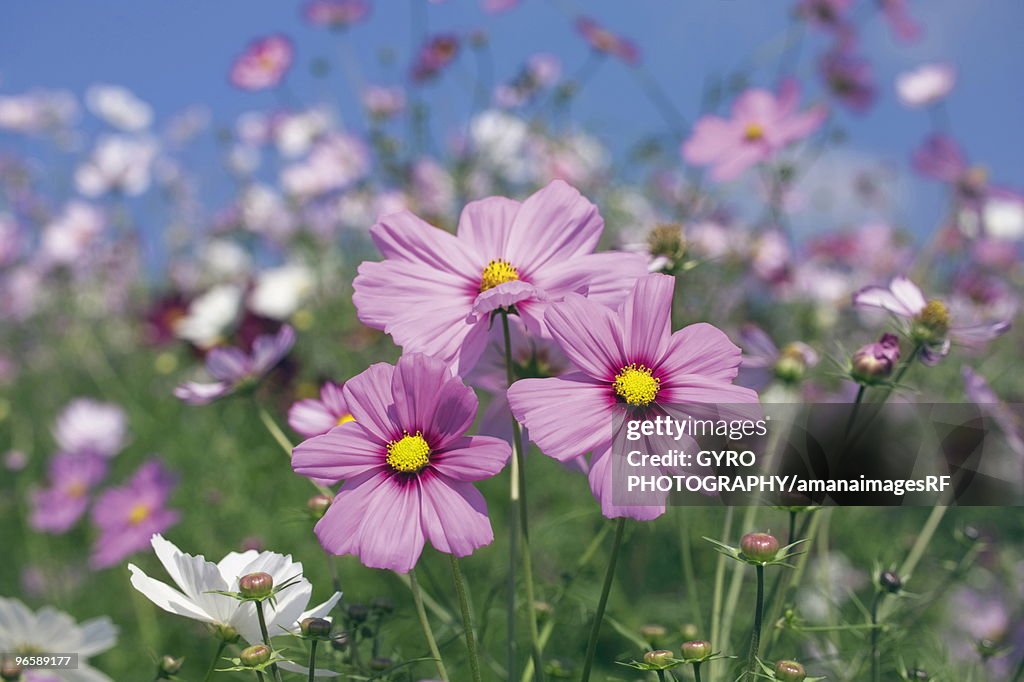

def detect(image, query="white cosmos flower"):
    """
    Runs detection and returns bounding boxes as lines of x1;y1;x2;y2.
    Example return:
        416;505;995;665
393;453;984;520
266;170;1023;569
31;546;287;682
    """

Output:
895;63;955;108
0;596;117;682
249;264;315;321
128;535;341;658
53;398;128;458
74;134;158;197
85;84;153;132
174;284;242;348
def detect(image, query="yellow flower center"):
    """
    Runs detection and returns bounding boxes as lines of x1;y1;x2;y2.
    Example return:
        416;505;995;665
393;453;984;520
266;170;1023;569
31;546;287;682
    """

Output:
613;364;661;406
128;503;151;525
337;413;355;426
480;259;520;292
917;299;950;334
67;481;87;498
744;122;765;141
386;432;431;473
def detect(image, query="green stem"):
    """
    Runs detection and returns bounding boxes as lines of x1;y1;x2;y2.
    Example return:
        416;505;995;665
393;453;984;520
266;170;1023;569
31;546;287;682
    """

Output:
656;670;668;682
202;640;227;682
580;517;627;682
693;662;703;682
257;405;333;497
745;564;765;680
449;555;482;682
844;384;866;439
709;508;733;682
255;601;284;682
870;592;882;682
308;639;318;682
678;509;703;629
501;311;546;682
255;671;266;682
410;568;450;682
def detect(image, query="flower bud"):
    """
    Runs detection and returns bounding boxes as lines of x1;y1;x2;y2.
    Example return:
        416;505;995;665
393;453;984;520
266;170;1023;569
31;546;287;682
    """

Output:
850;333;900;384
158;655;183;676
239;644;271;667
216;623;240;643
370;596;395;615
774;343;816;384
307;494;332;520
680;640;712;662
0;660;21;682
301;617;332;639
330;631;350;651
347;603;369;623
679;623;700;640
774;660;806;682
369;657;393;671
643;650;674;667
740;532;780;563
647;223;687;263
239;572;274;599
640;624;668;645
905;668;929;680
878;570;902;594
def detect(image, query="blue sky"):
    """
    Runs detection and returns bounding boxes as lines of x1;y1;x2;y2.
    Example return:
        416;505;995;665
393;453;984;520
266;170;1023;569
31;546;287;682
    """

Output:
1;0;1022;238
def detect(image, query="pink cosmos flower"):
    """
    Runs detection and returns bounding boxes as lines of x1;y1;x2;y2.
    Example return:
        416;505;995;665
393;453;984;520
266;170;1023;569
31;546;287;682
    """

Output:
288;381;354;439
483;0;520;13
962;367;1024;461
853;276;1010;365
90;459;179;569
291;353;512;573
30;453;108;533
411;35;460;82
879;0;922;43
896;63;955;108
303;0;370;28
352;179;648;374
507;274;759;520
575;17;640;65
174;325;295;405
736;324;818;391
362;85;406;118
230;35;294;91
682;80;827;181
820;49;876;113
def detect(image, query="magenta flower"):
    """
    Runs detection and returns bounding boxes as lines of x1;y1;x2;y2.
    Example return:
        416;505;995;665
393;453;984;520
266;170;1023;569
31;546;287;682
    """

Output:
303;0;370;29
288;381;354;439
353;180;648;374
53;398;128;458
575;16;640;65
682;80;826;181
230;35;294;91
410;34;460;82
90;458;179;569
853;276;1010;365
30;453;108;534
291;353;511;573
174;325;295;405
820;49;876;113
507;274;759;520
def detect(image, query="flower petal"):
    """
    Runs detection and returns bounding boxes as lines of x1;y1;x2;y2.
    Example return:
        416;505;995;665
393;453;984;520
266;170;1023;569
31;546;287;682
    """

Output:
506;180;604;273
293;422;387;483
341;363;400;443
392;353;476;449
655;323;744;383
371;210;478;282
621;274;674;365
544;293;625;380
127;564;212;622
456;195;521;261
419;472;494;557
433;435;511;481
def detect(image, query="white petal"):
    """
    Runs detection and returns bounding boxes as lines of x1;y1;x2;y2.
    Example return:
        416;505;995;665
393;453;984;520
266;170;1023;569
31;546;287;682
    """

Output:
217;550;261;584
128;564;213;622
74;616;119;657
298;592;342;624
279;660;341;678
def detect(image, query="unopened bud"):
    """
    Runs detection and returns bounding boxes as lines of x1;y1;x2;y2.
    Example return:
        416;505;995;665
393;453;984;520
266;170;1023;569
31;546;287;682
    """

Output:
850;333;900;384
879;570;902;594
740;532;780;563
1;659;22;682
239;572;274;599
640;624;668;645
680;640;712;662
307;494;332;520
239;644;271;667
330;631;350;651
347;603;369;623
643;650;674;667
301;617;333;639
158;655;183;676
216;623;240;643
647;223;687;263
370;596;395;615
679;623;700;640
369;657;393;671
774;660;806;682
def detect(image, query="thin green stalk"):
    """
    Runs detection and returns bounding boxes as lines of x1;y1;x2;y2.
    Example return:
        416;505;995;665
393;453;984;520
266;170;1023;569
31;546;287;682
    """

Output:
449;555;483;682
745;564;765;680
257;405;333;497
580;517;627;682
255;671;266;682
656;670;668;682
709;508;733;682
678;509;703;628
844;385;866;439
255;601;284;682
870;592;882;682
849;344;921;446
501;311;545;682
202;640;227;682
693;662;703;682
719;506;759;669
307;639;318;682
410;568;450;682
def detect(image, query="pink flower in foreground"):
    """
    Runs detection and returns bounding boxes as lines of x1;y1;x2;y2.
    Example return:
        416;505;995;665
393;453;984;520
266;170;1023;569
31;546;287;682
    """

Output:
292;353;511;573
507;274;759;520
90;459;179;569
288;381;354;439
353;180;648;373
853;276;1010;365
575;16;640;64
303;0;370;29
682;80;827;181
230;35;294;91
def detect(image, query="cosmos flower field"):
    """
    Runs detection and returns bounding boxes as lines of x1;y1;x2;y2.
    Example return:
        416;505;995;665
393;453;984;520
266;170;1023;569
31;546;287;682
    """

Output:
1;1;1023;681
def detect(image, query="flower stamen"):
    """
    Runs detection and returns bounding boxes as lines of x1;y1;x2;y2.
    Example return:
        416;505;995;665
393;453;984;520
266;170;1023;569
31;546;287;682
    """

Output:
480;259;520;292
613;364;661;406
386;432;431;473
